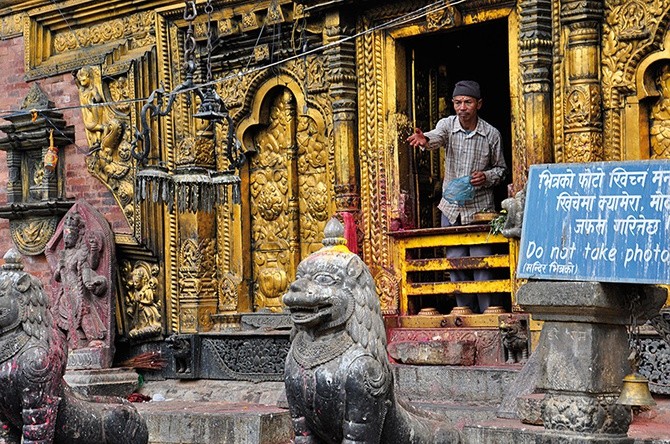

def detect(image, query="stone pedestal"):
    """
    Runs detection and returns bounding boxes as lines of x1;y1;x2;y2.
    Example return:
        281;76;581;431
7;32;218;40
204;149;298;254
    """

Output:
64;367;140;398
517;281;666;443
67;346;113;370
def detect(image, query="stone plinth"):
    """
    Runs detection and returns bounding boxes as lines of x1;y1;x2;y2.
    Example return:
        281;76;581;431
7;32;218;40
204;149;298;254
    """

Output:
67;346;114;370
64;367;139;398
134;401;292;444
516;281;666;443
387;340;476;365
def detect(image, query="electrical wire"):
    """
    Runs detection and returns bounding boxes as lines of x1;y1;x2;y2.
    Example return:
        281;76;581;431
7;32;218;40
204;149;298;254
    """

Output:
0;0;467;120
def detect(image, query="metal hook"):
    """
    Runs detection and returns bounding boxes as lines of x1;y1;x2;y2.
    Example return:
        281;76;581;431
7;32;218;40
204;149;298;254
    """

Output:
183;1;197;21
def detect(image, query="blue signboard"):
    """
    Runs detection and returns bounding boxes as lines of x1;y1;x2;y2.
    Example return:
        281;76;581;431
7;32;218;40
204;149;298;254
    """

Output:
517;160;670;284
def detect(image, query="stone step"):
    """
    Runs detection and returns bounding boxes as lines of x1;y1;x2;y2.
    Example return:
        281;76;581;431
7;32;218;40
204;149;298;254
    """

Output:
393;364;521;406
408;400;500;428
134;401;292;444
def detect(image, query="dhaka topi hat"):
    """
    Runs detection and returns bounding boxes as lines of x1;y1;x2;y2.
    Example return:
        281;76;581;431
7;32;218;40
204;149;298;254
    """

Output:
452;80;481;99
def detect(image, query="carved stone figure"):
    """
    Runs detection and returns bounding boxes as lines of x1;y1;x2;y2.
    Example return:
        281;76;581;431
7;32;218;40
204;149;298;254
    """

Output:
0;249;148;444
501;189;525;239
165;334;194;376
45;201;116;369
124;262;161;339
283;218;451;444
500;318;529;364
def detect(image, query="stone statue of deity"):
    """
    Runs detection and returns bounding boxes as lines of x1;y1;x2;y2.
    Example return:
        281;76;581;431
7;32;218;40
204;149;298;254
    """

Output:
45;201;116;369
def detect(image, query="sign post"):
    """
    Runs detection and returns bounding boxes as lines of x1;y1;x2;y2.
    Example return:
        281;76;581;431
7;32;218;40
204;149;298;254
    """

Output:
518;160;670;284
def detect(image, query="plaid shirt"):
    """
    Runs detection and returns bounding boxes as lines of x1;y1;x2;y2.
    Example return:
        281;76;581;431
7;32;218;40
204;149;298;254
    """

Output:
424;115;507;225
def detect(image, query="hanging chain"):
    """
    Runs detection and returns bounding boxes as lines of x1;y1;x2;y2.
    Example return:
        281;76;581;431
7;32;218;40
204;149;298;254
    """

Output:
205;0;214;84
183;1;198;108
628;289;642;372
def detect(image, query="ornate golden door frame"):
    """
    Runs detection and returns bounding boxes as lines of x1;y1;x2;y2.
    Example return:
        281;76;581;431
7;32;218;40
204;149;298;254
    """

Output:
624;32;670;161
356;5;521;314
236;77;333;312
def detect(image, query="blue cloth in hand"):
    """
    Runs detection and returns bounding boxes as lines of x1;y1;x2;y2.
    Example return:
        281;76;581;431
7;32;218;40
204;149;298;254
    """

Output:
443;175;475;205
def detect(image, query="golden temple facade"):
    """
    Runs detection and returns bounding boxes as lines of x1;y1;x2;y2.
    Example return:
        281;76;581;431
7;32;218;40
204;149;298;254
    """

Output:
0;0;668;364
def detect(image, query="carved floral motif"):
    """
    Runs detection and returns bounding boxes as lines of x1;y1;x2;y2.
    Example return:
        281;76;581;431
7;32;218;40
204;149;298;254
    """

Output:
53;12;154;53
542;394;631;435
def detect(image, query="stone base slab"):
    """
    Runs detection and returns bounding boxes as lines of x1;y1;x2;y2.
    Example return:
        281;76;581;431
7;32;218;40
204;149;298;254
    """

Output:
388;327;503;365
64;367;139;398
135;400;292;444
462;420;634;444
67;346;113;369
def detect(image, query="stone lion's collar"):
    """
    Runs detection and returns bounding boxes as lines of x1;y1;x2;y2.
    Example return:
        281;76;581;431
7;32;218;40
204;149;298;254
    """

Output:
0;329;30;363
292;330;354;369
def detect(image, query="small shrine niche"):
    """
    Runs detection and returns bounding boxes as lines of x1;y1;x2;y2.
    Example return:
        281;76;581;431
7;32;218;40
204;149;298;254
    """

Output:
0;84;75;255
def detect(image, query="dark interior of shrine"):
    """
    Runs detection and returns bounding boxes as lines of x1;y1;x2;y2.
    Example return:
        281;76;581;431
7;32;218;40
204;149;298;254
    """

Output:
404;17;512;228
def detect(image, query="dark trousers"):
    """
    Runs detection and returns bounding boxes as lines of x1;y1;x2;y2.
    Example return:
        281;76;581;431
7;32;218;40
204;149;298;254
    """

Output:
441;214;501;313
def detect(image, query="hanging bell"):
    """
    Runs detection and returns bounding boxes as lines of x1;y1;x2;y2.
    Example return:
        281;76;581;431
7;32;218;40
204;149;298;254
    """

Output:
194;87;228;121
617;372;656;407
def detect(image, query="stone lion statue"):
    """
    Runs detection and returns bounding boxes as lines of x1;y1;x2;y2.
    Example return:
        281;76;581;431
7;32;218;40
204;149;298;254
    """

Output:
0;249;148;444
500;317;529;365
283;218;452;444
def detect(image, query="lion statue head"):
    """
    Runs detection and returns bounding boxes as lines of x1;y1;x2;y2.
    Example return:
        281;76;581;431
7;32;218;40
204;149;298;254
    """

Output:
0;249;54;344
283;218;390;374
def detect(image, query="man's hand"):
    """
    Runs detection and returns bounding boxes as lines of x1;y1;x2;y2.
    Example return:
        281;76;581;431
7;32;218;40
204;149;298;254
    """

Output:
407;128;427;148
470;171;486;187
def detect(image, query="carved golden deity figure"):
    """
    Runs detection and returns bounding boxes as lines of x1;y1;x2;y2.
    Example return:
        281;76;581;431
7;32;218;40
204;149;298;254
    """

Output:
125;263;162;339
75;66;107;149
650;63;670;159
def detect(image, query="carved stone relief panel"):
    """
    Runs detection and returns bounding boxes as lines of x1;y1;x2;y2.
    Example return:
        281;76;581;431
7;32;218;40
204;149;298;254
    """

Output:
121;260;163;340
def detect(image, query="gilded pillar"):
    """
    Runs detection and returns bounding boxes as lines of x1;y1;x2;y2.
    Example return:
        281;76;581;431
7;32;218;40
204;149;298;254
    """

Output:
519;0;554;179
178;210;217;333
175;124;218;333
561;0;604;162
324;12;360;216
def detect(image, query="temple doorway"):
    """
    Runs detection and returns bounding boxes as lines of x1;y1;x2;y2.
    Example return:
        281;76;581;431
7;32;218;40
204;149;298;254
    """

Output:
402;18;512;229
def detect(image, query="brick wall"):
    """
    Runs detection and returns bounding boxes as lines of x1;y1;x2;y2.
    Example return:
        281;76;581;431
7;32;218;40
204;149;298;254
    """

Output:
0;35;130;284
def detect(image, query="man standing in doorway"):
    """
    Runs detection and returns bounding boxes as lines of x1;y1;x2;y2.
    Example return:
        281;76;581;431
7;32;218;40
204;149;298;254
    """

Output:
407;80;507;313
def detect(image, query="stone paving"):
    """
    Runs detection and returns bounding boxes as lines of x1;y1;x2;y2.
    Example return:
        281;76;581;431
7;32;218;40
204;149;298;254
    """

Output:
134;368;670;443
134;401;291;444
